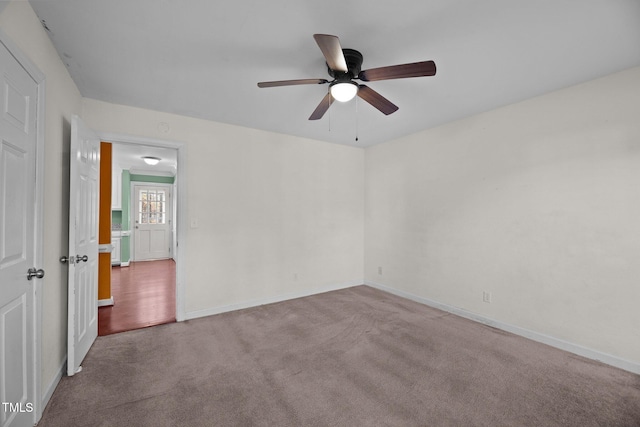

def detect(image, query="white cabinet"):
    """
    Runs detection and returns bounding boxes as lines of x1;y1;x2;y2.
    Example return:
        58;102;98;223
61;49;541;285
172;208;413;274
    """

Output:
111;167;122;210
111;237;121;265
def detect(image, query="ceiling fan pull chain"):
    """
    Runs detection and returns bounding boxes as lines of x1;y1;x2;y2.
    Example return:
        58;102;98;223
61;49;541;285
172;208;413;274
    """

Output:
355;96;359;142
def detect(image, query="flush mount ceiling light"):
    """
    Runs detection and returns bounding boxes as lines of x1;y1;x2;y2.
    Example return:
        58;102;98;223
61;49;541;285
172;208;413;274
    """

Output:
329;81;358;102
142;156;161;166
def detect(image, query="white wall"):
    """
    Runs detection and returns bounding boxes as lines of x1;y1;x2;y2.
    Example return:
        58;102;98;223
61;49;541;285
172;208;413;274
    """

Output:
365;66;640;366
82;99;365;316
0;0;83;396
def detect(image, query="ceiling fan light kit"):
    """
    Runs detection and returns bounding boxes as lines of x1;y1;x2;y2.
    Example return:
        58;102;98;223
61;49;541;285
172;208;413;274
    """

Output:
257;34;436;121
330;81;358;102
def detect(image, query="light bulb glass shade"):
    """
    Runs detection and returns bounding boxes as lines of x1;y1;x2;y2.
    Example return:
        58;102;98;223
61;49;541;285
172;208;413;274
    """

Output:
142;156;161;166
330;82;358;102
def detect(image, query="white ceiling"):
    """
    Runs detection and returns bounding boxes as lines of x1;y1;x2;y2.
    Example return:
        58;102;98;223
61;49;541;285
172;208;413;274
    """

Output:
111;142;177;175
28;0;640;147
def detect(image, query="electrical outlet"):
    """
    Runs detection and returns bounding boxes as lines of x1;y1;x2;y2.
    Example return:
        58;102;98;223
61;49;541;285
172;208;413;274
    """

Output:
483;291;492;303
378;266;383;275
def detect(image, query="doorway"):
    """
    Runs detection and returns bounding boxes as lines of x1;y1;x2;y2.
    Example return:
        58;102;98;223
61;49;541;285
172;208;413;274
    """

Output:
98;134;185;335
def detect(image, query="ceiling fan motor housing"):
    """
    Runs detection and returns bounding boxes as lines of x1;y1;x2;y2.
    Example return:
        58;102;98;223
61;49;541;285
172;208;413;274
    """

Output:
327;48;363;80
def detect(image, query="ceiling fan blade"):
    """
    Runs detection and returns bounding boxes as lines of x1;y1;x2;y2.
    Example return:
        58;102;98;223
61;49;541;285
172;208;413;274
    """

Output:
313;34;348;72
358;60;436;82
357;85;399;115
258;78;328;88
309;92;333;120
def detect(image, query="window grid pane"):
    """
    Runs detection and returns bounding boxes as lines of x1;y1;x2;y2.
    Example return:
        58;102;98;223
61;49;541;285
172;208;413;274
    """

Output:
138;189;166;224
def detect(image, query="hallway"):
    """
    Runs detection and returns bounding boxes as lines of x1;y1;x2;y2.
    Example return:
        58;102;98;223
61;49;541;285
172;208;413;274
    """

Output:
98;259;176;336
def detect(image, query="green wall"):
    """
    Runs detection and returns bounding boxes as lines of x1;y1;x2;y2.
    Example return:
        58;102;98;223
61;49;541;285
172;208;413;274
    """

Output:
120;170;131;263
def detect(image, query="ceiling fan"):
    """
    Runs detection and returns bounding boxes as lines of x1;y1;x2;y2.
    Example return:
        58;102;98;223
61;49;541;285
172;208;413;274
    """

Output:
257;34;437;120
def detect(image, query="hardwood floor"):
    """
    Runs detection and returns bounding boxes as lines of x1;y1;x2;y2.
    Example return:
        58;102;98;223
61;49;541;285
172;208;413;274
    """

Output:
98;259;176;336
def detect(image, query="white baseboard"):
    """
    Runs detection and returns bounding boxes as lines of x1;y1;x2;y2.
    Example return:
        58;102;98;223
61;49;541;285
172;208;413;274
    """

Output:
40;358;66;419
98;297;114;307
365;280;640;375
120;261;130;267
184;280;362;321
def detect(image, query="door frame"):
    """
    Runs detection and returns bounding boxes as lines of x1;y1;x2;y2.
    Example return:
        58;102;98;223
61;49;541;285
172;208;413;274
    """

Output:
97;132;187;321
0;29;45;423
131;182;174;262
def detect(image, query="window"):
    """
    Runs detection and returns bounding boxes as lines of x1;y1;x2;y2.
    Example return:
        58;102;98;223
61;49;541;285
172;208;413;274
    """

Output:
138;189;166;224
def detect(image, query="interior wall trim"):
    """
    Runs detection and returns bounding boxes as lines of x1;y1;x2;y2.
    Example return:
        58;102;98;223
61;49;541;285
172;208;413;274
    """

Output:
365;280;640;375
184;280;363;321
98;297;114;307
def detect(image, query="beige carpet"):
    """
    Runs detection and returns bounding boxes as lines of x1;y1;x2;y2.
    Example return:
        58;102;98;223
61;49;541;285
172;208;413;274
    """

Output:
39;286;640;426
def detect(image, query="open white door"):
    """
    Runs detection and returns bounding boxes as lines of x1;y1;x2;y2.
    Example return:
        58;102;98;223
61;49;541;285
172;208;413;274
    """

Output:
0;36;41;427
65;115;100;377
